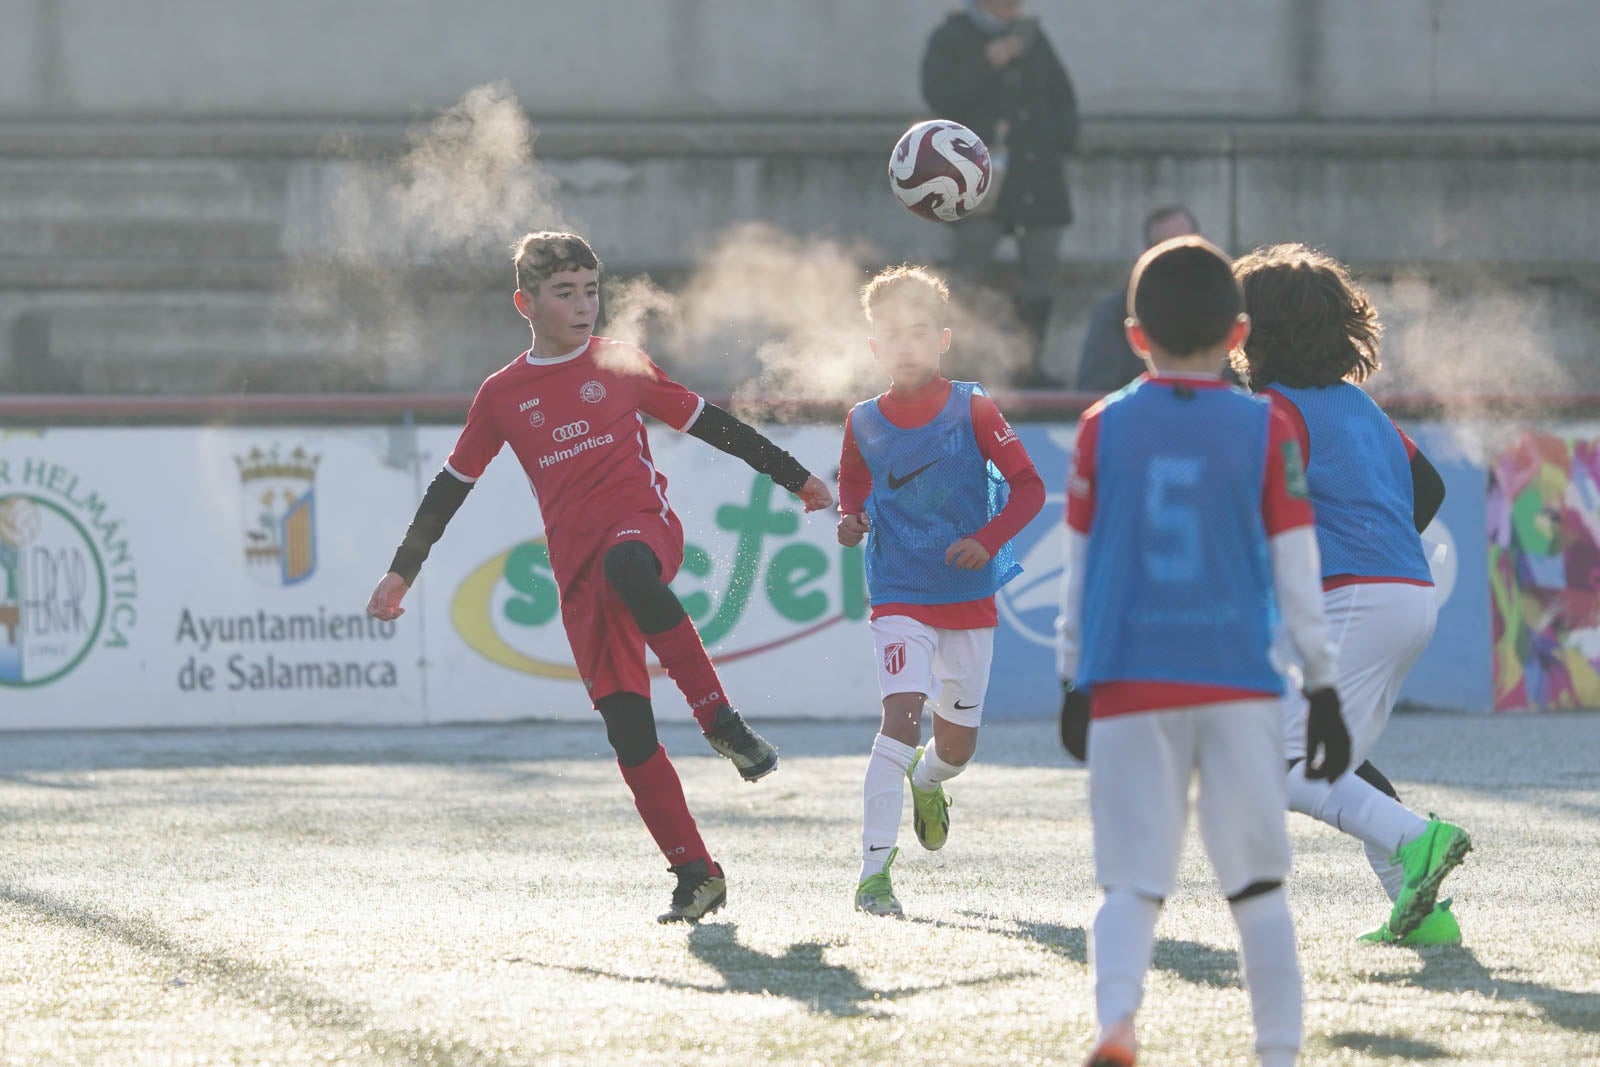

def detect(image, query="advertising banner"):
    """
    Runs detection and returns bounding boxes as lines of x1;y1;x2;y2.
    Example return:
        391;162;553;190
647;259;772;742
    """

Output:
418;424;877;723
1;427;425;728
0;416;1530;730
1398;423;1494;711
1487;427;1600;710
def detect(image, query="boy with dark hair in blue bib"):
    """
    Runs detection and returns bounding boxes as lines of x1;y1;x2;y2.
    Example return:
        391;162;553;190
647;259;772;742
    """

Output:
1056;237;1350;1067
836;265;1045;916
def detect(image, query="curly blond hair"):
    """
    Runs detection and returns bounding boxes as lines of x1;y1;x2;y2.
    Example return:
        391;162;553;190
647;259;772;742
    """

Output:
860;264;949;323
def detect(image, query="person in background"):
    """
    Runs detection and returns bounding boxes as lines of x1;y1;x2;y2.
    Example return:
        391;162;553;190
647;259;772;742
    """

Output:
922;0;1079;386
1075;206;1202;394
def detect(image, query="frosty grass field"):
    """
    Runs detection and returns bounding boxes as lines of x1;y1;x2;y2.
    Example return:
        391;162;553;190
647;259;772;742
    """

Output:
0;712;1596;1066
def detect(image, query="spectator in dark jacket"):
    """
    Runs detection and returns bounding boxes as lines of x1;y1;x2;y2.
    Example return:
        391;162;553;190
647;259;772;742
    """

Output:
922;0;1078;385
1076;206;1210;393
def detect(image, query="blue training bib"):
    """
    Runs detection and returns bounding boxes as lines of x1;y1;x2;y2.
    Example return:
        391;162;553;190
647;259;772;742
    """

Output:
1079;380;1283;693
1272;383;1432;583
851;381;1021;606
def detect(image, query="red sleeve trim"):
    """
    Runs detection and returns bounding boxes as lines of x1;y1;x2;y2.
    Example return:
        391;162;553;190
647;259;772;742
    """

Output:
972;465;1045;555
1066;407;1102;534
1265;388;1311;465
1262;407;1316;534
838;412;872;515
969;395;1031;478
1391;419;1420;460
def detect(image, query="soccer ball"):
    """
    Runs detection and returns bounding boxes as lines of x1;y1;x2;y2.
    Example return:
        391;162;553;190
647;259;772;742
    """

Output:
888;120;992;222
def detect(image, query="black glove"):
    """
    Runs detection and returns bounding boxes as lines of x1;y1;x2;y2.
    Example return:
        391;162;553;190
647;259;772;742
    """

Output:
1304;687;1351;781
1059;681;1090;762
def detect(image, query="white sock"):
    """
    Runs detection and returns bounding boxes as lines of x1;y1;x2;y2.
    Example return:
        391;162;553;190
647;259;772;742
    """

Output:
1286;765;1428;858
1091;889;1159;1030
910;740;966;791
1365;840;1407;902
859;733;915;882
1229;889;1302;1064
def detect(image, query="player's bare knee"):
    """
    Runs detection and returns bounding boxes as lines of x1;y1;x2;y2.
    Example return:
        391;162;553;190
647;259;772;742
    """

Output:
880;693;924;745
931;723;978;767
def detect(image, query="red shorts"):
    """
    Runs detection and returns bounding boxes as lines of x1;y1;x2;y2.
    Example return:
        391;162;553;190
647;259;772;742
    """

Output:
558;511;685;704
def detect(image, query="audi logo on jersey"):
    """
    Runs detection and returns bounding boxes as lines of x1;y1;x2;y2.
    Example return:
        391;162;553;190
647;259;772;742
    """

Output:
551;420;591;443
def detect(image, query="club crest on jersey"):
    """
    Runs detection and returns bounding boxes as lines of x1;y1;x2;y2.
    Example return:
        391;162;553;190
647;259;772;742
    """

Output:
528;410;546;428
579;380;607;404
884;641;906;675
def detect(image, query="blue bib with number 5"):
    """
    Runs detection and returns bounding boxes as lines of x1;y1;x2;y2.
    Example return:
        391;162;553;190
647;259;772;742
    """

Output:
1078;379;1283;693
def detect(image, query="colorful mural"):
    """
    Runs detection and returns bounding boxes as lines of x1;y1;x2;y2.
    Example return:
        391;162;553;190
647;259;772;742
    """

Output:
1489;432;1600;710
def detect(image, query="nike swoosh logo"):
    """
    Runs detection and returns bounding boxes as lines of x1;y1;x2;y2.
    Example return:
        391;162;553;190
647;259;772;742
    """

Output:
868;845;892;852
953;700;979;710
887;459;939;490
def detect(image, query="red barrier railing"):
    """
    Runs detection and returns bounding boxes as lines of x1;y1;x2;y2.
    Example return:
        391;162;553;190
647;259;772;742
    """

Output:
2;390;1598;422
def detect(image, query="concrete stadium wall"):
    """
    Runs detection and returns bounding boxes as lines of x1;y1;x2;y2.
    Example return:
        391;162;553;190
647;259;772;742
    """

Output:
2;118;1598;394
2;1;1598;395
3;0;1598;120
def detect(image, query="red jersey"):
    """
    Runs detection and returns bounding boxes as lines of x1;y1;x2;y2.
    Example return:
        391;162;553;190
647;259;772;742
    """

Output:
1068;374;1316;716
838;376;1045;629
446;337;703;585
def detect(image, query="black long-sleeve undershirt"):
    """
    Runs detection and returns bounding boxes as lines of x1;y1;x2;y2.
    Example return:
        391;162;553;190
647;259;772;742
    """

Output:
1411;450;1446;533
386;404;811;584
387;469;473;583
686;402;812;494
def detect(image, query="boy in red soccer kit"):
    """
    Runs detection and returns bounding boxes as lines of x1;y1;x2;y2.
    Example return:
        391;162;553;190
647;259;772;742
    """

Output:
1233;243;1471;945
836;265;1045;915
1056;238;1351;1067
367;232;833;923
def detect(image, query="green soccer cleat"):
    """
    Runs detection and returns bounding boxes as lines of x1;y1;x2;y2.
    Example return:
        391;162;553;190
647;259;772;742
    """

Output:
1388;817;1472;938
657;858;727;924
855;847;903;917
907;747;951;851
702;705;779;782
1359;898;1461;946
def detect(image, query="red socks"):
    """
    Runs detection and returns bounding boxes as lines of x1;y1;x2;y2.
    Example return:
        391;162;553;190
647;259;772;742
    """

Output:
644;617;728;730
618;744;711;868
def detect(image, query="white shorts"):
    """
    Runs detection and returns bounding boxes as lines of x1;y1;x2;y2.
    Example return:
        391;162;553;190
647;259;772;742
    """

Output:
1282;581;1438;763
1090;699;1291;900
869;615;995;728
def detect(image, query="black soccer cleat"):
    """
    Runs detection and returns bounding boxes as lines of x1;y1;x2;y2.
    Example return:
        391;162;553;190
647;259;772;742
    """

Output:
702;705;779;782
657;858;727;924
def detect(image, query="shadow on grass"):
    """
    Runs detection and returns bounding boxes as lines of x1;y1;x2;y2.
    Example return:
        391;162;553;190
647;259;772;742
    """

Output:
899;912;1242;990
1369;944;1600;1034
526;921;1030;1018
1326;1031;1452;1059
0;882;520;1066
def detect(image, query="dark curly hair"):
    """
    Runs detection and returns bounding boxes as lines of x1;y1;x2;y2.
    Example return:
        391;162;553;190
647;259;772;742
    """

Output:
1230;243;1382;389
